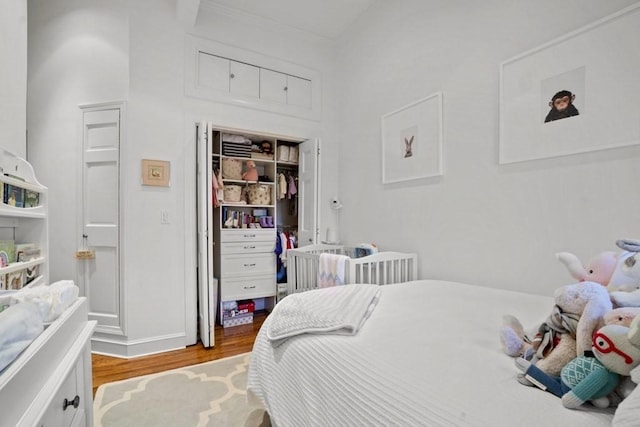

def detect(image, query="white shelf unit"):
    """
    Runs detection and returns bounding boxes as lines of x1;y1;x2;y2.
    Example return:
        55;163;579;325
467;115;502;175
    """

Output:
208;128;304;324
0;148;48;290
0;149;95;427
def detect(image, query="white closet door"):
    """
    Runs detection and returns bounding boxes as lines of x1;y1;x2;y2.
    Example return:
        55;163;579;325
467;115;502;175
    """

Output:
196;121;215;348
297;139;319;246
80;104;123;335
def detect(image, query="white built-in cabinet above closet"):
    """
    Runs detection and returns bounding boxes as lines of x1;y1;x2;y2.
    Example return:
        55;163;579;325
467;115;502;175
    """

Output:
185;35;321;120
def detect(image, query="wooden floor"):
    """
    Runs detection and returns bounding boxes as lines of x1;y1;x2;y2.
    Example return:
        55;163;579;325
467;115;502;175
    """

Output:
91;311;267;395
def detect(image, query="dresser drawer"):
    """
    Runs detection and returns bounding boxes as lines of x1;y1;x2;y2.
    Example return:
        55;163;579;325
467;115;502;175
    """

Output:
220;276;276;300
221;253;275;277
40;357;85;427
220;229;275;243
221;240;275;254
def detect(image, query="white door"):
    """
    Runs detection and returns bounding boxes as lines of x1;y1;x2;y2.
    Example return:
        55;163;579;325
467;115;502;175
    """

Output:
196;122;215;347
297;139;320;246
79;103;123;336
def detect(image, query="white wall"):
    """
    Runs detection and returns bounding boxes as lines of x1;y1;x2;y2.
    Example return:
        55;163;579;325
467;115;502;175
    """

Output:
27;0;339;355
27;0;129;285
335;0;640;296
1;0;27;157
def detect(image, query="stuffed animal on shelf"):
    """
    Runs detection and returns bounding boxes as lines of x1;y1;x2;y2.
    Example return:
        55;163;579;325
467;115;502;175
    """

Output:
501;281;612;378
242;160;259;182
556;250;618;286
515;314;640;409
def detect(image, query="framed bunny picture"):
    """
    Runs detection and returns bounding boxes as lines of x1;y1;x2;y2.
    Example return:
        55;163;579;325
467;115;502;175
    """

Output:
381;92;443;184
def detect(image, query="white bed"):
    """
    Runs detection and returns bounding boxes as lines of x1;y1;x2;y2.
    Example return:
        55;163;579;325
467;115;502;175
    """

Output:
247;280;616;426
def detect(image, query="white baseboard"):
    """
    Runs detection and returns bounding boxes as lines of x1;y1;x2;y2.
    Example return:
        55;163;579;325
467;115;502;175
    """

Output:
91;332;187;359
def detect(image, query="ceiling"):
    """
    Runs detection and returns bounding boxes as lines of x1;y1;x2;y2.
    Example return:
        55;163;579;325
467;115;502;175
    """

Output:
200;0;376;39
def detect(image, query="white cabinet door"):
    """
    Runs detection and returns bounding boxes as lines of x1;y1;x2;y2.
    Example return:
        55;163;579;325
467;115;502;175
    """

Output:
259;68;287;104
197;52;230;93
80;104;123;336
287;75;312;109
297;139;319;246
230;60;259;98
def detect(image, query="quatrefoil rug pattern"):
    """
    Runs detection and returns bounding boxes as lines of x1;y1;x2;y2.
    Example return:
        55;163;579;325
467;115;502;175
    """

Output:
94;352;268;427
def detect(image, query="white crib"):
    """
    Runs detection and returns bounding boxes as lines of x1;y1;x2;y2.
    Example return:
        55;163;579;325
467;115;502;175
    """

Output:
284;244;418;297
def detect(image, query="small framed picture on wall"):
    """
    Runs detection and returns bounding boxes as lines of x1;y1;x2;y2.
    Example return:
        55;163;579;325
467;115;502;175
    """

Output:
141;159;170;187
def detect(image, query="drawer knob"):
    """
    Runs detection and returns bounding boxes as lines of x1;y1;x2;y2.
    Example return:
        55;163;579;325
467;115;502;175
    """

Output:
243;234;256;238
63;395;80;410
243;246;256;250
243;263;256;267
243;285;256;290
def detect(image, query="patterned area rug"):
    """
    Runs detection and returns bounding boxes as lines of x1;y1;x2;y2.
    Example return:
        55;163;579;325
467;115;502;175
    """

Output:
94;352;270;427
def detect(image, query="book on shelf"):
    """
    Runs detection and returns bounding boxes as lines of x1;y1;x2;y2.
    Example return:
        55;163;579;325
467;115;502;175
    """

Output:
0;240;15;267
7;269;25;290
16;243;39;262
24;190;39;208
3;184;24;207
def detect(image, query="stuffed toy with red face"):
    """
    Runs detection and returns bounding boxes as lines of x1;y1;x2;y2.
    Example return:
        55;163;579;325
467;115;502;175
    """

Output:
516;314;640;409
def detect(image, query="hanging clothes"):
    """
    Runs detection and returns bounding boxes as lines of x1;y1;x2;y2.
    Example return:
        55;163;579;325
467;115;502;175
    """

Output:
287;174;297;199
278;173;287;200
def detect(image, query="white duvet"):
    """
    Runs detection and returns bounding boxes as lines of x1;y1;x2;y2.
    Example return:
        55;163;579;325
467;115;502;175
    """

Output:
248;280;617;426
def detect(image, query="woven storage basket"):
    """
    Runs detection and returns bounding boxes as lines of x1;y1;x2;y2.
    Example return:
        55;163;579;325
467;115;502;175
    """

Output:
221;158;242;180
246;184;271;205
223;185;242;203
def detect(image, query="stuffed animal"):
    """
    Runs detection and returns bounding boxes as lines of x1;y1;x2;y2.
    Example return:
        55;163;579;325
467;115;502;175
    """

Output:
501;281;612;378
605;307;640;327
515;316;640;409
500;250;616;358
242;160;259;182
607;239;640;307
556;250;618;286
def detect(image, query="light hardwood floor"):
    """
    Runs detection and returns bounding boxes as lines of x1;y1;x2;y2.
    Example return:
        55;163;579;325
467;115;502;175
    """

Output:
91;311;267;395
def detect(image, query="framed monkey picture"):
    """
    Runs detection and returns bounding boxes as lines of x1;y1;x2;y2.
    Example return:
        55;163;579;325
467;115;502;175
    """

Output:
381;92;443;184
499;3;640;164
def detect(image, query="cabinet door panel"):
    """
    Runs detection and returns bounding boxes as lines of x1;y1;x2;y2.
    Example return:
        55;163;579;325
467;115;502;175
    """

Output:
230;60;259;98
197;53;230;93
260;68;287;104
287;75;312;108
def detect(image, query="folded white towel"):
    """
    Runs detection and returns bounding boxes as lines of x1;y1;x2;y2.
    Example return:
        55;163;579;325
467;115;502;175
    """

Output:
317;253;349;288
266;283;381;346
0;302;43;372
10;280;79;323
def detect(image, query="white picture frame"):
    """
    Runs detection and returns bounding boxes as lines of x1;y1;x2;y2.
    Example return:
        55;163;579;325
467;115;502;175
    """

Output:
381;92;443;184
499;3;640;164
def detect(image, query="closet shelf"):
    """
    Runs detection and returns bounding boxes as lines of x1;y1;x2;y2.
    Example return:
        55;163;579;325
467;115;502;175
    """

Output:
223;179;274;185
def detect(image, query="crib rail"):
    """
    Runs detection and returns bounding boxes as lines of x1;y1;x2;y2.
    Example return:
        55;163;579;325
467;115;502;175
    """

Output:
348;252;418;285
286;244;418;297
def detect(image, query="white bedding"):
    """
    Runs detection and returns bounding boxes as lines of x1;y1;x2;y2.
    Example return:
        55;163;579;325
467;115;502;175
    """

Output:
247;280;616;426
